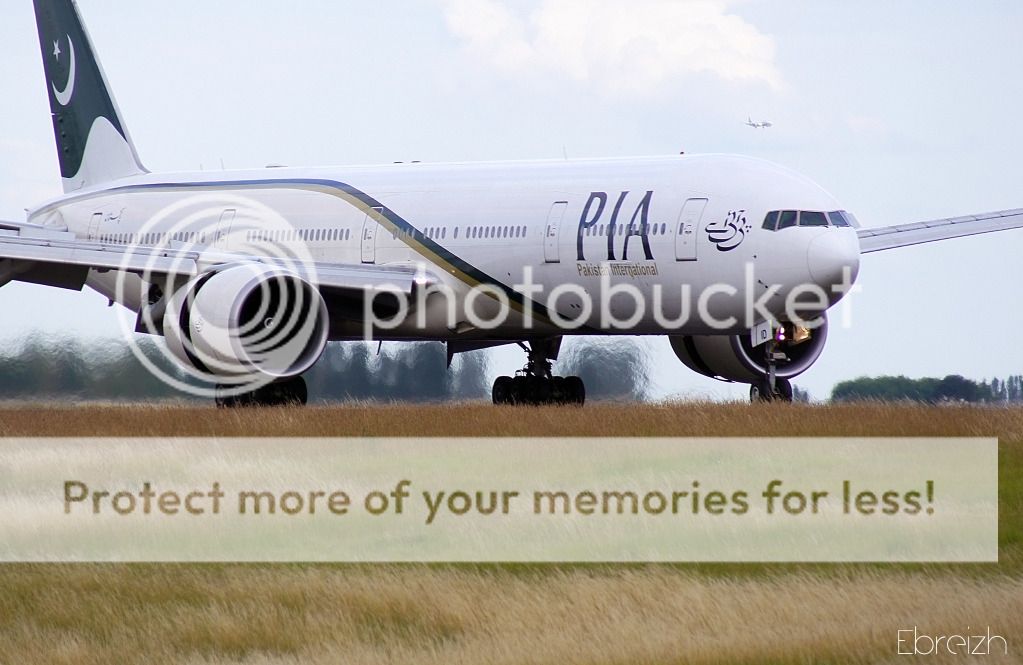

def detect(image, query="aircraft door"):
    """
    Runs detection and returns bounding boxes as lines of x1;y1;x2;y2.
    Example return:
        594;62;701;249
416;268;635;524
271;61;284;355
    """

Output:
675;198;707;261
215;209;236;248
544;201;568;263
87;212;103;240
361;208;381;264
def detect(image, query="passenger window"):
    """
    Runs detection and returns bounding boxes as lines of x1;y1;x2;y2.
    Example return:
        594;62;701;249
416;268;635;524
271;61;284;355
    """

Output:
800;211;828;227
762;211;780;230
777;211;797;230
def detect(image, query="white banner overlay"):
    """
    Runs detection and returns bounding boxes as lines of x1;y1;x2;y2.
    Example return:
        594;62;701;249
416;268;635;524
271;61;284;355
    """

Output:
0;437;998;562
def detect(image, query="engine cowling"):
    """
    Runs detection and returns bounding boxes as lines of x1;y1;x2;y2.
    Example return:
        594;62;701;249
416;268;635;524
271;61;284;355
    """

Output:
669;317;828;384
163;263;329;381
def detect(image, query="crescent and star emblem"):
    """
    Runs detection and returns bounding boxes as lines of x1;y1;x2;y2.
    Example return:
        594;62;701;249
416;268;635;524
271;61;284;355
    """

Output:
50;34;76;107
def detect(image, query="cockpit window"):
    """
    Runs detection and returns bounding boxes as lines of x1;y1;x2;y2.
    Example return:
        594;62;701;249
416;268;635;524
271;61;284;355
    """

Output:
761;209;858;231
827;211;850;227
800;211;828;227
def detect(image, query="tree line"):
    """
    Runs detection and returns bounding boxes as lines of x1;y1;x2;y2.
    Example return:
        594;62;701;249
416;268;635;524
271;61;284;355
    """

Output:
831;374;1023;403
0;335;651;402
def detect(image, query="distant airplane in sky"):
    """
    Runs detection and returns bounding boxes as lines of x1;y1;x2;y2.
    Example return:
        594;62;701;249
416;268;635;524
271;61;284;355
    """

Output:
746;117;773;129
2;0;1022;408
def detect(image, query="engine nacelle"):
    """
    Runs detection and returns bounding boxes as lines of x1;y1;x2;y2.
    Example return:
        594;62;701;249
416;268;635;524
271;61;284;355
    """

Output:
669;317;828;384
163;263;329;381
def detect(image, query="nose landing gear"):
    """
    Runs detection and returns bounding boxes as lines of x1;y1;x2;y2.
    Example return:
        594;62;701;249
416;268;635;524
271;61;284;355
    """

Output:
750;376;793;403
749;329;794;403
492;339;585;406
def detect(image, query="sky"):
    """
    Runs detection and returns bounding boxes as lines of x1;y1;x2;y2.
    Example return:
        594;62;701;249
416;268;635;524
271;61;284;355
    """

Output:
1;0;1021;401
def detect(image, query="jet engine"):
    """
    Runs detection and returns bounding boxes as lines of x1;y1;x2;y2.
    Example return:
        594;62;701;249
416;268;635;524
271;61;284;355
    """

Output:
669;317;828;384
162;263;329;381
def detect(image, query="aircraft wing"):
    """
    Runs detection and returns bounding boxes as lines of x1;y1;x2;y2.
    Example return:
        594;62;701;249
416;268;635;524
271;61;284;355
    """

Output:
857;208;1023;253
0;221;431;294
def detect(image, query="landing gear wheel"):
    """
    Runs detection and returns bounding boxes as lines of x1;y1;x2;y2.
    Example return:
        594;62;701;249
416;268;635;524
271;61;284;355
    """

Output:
493;376;513;405
750;380;772;403
774;378;793;403
566;376;585;405
750;377;793;403
511;376;528;405
261;377;308;406
214;389;238;409
214;377;308;408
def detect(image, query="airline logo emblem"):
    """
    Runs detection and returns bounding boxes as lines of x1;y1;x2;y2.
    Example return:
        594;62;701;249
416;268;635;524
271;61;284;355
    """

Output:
51;34;76;106
705;210;750;251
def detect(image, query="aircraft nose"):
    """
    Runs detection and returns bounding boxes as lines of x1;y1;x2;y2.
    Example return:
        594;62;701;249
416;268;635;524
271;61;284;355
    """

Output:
807;231;860;294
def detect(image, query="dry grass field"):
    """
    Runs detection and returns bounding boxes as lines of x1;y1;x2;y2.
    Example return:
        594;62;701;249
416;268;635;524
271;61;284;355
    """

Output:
1;402;1021;664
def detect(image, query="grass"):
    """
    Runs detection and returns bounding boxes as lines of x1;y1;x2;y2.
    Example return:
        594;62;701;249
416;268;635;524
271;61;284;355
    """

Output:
0;402;1020;664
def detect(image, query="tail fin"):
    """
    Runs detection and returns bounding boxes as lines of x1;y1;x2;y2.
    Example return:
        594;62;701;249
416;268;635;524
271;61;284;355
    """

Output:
33;0;146;192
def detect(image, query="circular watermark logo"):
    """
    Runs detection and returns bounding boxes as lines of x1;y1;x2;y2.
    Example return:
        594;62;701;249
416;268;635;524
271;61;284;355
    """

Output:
113;193;326;399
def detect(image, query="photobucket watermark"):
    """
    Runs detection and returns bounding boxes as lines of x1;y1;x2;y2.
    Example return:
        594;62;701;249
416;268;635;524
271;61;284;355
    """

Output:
112;193;324;399
360;262;861;340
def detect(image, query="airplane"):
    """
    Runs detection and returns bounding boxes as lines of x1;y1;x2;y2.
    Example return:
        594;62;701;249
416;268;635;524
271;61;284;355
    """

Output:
746;117;773;129
2;0;1022;407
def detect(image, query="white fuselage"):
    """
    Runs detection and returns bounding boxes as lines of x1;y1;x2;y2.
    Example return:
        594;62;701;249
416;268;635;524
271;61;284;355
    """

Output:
27;153;861;340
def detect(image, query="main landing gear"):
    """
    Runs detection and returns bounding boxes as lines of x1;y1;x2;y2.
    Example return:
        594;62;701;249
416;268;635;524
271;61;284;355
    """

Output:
215;376;308;407
492;339;585;406
749;329;794;403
